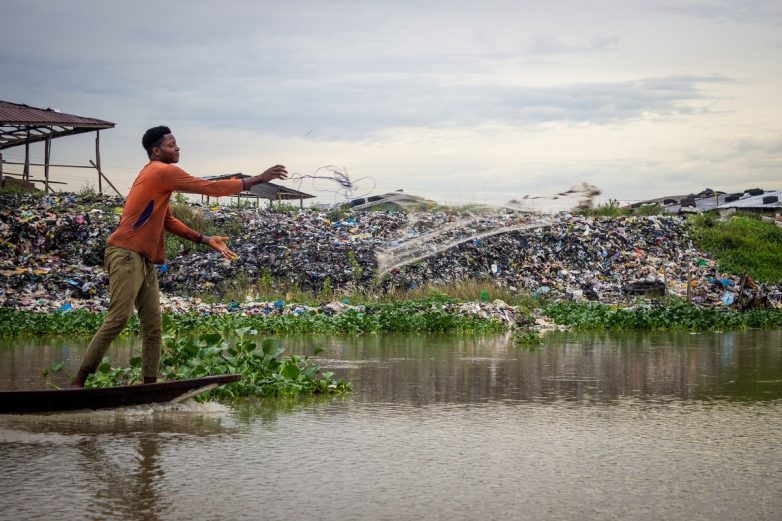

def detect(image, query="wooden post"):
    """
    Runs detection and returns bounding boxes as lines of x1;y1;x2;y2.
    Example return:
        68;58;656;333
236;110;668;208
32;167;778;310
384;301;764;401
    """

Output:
0;151;4;187
736;273;747;311
44;135;52;193
88;160;122;197
95;130;102;194
24;128;30;180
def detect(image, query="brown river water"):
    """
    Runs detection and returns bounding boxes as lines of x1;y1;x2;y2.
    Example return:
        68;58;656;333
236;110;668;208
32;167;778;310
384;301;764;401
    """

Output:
1;330;781;520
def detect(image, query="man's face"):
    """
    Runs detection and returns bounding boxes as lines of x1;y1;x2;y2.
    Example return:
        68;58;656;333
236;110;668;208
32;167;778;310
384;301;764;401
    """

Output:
153;134;180;164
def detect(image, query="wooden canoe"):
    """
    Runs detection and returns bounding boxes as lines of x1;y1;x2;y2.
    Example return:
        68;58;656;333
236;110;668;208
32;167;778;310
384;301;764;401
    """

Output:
0;374;241;414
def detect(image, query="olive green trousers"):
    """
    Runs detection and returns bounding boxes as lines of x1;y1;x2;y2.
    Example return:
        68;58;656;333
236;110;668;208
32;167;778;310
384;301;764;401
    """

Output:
79;245;162;379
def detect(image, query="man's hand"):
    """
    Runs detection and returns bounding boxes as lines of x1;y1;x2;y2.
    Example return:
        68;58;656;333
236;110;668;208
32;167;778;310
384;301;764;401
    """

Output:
203;235;238;260
248;165;288;187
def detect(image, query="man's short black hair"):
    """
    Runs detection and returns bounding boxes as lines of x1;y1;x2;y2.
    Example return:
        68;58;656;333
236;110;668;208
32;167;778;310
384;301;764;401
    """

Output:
142;126;172;152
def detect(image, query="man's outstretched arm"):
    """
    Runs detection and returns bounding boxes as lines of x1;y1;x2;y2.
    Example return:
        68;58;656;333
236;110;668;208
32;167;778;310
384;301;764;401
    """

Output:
241;164;288;189
162;164;289;196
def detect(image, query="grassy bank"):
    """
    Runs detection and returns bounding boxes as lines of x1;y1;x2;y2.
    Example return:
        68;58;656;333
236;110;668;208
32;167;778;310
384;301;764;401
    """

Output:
689;213;782;283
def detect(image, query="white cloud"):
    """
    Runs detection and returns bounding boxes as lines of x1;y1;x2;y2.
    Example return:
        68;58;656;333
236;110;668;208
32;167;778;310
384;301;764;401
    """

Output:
1;0;780;204
656;0;782;25
527;34;620;55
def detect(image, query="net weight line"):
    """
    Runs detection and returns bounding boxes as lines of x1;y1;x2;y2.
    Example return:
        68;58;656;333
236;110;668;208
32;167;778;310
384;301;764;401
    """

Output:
375;212;555;277
287;165;376;202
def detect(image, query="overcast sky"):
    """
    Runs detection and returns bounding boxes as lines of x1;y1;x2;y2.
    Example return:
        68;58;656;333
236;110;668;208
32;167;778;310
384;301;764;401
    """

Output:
2;0;780;206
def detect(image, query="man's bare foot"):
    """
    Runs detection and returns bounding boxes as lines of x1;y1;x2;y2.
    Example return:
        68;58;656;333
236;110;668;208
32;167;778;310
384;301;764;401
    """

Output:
70;368;90;388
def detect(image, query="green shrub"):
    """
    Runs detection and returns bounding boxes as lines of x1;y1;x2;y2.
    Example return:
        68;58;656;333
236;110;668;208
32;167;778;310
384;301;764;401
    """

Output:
689;214;782;282
578;199;625;217
166;200;245;260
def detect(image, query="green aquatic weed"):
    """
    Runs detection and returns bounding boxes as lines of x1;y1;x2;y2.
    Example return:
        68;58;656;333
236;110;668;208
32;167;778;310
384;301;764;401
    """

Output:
41;330;350;398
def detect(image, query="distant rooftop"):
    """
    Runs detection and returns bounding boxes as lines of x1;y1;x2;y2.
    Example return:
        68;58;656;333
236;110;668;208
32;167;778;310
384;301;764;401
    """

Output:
636;188;782;214
350;191;432;210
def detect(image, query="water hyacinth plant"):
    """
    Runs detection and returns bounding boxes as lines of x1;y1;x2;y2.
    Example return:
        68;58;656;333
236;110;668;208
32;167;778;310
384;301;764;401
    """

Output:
512;330;542;347
79;327;350;399
544;299;782;331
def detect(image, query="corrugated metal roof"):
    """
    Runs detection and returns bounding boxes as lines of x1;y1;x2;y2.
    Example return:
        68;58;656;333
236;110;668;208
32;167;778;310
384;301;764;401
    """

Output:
0;100;115;127
719;190;781;209
249;182;315;200
1;100;115;150
663;189;781;213
351;192;430;210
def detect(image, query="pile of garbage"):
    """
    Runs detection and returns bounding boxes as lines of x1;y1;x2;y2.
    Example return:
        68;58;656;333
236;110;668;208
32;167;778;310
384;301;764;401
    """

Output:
1;192;780;317
378;212;782;309
160;207;407;292
160;294;522;326
0;193;122;313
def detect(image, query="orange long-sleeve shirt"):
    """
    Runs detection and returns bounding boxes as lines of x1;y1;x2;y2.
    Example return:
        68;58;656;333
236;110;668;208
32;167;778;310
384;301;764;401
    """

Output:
108;161;245;264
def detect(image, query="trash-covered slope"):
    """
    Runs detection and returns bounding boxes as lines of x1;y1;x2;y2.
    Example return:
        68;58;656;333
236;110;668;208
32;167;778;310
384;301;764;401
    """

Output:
1;192;779;313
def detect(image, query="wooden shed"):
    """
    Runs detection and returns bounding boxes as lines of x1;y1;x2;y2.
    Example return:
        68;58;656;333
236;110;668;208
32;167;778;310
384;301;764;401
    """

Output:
0;100;118;194
201;173;315;209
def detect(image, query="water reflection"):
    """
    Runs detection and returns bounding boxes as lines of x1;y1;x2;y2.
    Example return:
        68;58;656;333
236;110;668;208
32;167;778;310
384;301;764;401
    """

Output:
283;330;782;405
0;405;235;520
0;336;137;390
1;331;781;521
78;433;166;521
2;330;781;404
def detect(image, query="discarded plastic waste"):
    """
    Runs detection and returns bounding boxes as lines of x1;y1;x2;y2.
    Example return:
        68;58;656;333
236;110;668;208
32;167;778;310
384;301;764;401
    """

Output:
57;302;74;314
1;192;780;316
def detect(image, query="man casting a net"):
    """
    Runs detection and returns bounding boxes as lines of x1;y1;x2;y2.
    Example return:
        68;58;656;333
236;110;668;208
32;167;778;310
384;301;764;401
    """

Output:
71;126;287;387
